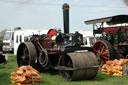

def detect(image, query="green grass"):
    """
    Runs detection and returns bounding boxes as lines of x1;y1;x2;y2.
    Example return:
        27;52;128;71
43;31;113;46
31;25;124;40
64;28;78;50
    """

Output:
0;38;3;44
0;54;128;85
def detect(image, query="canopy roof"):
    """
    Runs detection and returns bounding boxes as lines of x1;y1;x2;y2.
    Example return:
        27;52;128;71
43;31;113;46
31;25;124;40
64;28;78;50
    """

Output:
85;15;128;25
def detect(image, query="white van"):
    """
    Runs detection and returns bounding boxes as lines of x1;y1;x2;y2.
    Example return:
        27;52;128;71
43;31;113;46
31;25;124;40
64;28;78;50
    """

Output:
3;30;14;53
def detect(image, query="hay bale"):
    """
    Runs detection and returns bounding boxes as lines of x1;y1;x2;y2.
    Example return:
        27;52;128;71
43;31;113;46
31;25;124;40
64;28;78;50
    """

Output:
102;59;128;77
10;66;41;85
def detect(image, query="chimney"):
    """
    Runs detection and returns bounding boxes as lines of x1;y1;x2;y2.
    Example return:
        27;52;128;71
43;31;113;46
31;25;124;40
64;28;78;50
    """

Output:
62;3;70;33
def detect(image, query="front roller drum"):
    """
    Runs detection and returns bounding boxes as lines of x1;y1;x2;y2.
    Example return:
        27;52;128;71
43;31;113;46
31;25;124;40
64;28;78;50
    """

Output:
59;52;98;81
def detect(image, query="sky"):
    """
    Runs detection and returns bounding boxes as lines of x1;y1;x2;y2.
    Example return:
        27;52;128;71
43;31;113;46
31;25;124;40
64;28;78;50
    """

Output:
0;0;128;32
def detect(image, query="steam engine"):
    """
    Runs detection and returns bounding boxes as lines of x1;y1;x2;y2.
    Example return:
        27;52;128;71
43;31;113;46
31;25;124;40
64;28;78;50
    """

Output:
102;26;128;57
17;3;98;81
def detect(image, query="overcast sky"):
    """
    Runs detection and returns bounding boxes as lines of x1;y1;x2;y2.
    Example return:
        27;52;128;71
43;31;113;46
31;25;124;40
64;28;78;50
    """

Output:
0;0;128;32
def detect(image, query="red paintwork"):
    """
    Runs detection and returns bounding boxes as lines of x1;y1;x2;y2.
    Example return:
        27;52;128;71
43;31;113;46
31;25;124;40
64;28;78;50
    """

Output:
98;26;128;35
41;37;54;48
47;29;56;38
93;41;109;67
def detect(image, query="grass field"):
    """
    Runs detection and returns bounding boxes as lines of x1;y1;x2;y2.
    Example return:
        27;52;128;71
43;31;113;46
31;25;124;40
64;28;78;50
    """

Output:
0;54;128;85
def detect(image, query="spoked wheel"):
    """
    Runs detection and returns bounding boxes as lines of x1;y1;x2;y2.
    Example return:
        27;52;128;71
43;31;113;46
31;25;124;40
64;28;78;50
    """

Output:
93;40;115;68
17;42;37;69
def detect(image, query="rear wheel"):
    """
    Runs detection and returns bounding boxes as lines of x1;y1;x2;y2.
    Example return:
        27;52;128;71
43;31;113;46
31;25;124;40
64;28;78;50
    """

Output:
93;40;115;67
17;42;37;69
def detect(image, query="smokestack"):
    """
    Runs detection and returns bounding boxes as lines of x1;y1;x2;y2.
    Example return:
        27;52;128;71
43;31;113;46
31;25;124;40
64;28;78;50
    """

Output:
62;3;70;33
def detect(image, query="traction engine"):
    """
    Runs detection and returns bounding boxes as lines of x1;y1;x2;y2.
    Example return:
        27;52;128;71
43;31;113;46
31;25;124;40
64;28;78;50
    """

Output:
16;3;98;81
85;15;128;67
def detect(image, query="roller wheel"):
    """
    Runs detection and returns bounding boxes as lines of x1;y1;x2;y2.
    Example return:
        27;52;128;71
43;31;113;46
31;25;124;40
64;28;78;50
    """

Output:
59;54;73;81
93;40;115;67
59;52;98;81
17;42;37;69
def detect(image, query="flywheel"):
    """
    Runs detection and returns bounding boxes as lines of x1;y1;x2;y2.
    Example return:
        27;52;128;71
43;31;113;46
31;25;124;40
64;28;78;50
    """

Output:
17;42;37;69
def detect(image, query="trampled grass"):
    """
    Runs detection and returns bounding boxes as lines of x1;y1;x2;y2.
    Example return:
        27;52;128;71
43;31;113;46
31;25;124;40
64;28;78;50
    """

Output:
0;54;127;85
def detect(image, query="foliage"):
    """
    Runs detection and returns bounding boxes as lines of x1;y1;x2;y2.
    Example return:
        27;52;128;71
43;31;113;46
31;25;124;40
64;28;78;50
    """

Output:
0;38;3;44
0;54;128;85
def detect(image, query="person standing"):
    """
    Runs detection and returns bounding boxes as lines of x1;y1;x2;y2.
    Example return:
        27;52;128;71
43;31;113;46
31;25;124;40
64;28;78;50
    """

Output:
0;44;6;64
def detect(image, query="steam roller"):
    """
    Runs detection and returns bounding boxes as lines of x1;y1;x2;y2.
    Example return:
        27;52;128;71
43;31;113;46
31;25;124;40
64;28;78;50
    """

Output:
17;3;98;81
